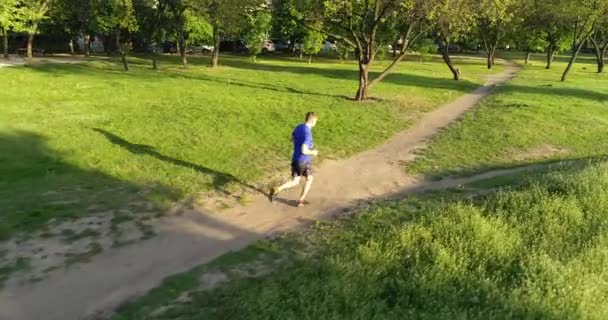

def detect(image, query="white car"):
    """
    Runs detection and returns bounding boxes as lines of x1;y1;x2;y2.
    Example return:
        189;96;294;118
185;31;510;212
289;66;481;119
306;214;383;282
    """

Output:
200;45;214;53
262;40;276;53
322;41;337;52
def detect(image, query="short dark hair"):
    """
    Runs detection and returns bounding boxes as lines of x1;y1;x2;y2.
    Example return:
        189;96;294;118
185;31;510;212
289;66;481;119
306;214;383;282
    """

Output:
305;112;318;122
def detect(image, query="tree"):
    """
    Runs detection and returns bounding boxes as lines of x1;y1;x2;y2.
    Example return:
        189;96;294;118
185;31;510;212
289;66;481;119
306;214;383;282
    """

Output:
590;15;608;73
511;0;544;64
194;0;242;68
475;0;516;69
17;0;53;59
271;0;305;54
528;0;570;69
242;7;271;62
0;0;19;58
165;0;189;67
429;0;476;80
560;0;608;81
97;0;138;70
49;0;98;56
413;38;435;62
183;8;212;47
303;0;431;101
132;0;166;69
301;25;324;63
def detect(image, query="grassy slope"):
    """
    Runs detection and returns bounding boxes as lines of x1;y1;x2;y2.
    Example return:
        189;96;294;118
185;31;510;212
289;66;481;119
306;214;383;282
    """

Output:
408;53;608;177
108;53;608;319
111;161;608;320
0;54;499;238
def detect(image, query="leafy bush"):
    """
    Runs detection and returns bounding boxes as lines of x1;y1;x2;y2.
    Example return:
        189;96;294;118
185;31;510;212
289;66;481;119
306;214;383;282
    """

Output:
415;38;437;62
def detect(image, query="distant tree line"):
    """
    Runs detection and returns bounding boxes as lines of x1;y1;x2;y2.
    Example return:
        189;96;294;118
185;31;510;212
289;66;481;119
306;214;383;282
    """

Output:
1;0;607;99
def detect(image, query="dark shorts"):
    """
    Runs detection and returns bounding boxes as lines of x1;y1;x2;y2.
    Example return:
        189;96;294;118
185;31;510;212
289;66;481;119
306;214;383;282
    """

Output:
291;161;313;178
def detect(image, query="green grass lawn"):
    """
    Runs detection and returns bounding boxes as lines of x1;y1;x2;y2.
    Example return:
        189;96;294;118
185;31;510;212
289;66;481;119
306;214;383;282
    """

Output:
0;53;500;239
408;53;608;177
110;160;608;320
106;53;608;319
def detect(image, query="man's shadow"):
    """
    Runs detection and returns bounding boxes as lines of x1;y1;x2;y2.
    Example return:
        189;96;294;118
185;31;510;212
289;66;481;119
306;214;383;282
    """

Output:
92;128;268;197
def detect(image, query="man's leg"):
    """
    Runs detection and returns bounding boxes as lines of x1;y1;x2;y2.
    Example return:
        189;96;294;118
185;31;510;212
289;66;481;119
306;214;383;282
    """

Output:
277;176;301;193
298;175;313;204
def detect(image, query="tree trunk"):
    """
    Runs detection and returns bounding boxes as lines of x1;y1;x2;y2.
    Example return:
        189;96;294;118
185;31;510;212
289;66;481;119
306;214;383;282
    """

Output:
441;45;461;80
180;42;187;67
2;28;8;59
210;26;220;68
525;51;531;64
103;36;111;56
116;31;128;71
116;31;121;56
152;47;159;70
69;38;75;55
592;40;602;72
121;52;129;71
546;46;555;69
367;39;412;90
27;33;35;59
486;48;494;69
179;29;187;68
355;62;369;101
599;44;607;73
561;43;583;82
84;34;91;57
591;38;607;73
308;54;312;64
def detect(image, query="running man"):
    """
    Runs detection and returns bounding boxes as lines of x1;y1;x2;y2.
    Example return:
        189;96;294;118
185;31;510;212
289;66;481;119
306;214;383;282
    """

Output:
269;112;319;207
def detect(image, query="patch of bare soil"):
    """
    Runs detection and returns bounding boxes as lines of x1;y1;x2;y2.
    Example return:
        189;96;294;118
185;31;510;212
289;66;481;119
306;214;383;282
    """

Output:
512;144;569;161
0;207;158;287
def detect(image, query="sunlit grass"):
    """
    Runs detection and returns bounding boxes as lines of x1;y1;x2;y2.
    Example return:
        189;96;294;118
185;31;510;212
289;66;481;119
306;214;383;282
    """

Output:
111;161;608;320
0;53;500;238
408;54;608;177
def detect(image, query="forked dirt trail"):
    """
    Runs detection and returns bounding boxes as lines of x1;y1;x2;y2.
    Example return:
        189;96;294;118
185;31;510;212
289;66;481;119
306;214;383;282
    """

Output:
0;63;520;320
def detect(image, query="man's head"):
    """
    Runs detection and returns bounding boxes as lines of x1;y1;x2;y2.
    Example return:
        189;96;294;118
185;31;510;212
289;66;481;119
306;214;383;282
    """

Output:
305;112;318;127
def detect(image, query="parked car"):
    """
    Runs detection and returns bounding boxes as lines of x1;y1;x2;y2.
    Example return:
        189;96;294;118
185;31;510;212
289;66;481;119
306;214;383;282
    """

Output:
168;45;193;54
189;44;214;54
271;38;290;52
322;40;337;53
219;40;249;53
448;44;462;53
17;47;44;56
201;44;214;53
262;39;276;53
146;42;163;53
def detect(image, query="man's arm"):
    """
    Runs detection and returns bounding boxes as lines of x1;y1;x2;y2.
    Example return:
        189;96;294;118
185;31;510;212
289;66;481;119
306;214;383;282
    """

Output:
301;144;318;156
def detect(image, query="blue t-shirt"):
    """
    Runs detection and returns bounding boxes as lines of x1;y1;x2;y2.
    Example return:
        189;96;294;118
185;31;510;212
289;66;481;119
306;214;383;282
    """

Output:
292;123;313;163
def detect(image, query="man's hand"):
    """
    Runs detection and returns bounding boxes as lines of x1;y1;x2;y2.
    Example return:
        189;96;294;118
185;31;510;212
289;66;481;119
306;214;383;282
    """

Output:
302;144;318;156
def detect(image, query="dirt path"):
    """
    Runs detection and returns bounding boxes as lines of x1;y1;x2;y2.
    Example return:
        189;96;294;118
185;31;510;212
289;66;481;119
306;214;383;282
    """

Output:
0;63;520;320
0;55;94;68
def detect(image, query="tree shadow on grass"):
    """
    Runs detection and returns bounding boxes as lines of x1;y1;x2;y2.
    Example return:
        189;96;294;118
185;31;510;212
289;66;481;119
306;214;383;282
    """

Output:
0;130;177;240
416;154;608;181
23;62;353;100
504;84;608;102
217;57;481;92
23;61;478;101
91;128;268;197
21;58;608;103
